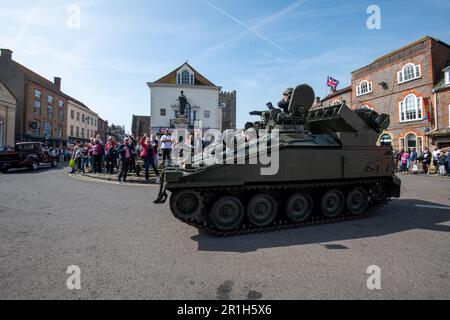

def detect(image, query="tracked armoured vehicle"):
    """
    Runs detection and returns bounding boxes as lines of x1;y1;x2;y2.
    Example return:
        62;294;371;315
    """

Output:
154;84;401;236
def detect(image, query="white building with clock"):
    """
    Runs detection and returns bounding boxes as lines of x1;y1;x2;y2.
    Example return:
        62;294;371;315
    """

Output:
147;63;236;136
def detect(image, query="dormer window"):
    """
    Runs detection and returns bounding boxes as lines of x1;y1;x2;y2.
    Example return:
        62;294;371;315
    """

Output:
356;80;373;96
398;63;421;84
445;70;450;85
177;69;194;85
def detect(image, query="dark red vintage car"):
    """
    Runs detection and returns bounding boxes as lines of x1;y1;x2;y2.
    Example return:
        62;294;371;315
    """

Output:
0;142;58;173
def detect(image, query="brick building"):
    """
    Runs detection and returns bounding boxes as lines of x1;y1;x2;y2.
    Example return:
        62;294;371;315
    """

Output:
350;37;450;151
131;115;151;137
0;48;106;148
428;63;450;148
0;49;68;146
320;86;352;107
219;90;237;130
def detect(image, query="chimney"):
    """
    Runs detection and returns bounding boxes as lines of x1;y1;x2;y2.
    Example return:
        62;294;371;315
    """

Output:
0;49;13;60
315;97;321;104
54;77;61;90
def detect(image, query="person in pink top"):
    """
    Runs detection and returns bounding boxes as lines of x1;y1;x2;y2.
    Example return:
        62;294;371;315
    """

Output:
401;150;410;173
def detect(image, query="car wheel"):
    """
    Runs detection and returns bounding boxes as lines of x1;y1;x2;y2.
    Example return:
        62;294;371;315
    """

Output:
29;160;38;171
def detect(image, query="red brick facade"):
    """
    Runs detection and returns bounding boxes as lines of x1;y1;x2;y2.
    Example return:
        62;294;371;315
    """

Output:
320;37;450;151
24;83;68;146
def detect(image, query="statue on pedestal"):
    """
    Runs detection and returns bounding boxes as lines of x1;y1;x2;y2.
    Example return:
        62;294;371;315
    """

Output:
177;91;188;117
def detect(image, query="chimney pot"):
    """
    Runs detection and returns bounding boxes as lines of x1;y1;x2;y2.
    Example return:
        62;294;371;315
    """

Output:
0;49;13;60
54;77;61;90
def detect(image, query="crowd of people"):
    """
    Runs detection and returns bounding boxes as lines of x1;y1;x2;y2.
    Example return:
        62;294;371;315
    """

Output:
394;147;450;176
69;131;177;184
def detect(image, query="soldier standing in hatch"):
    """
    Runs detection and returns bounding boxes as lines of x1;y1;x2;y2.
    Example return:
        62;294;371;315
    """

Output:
277;87;294;113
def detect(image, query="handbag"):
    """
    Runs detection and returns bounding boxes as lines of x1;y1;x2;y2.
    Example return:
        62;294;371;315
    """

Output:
140;148;148;159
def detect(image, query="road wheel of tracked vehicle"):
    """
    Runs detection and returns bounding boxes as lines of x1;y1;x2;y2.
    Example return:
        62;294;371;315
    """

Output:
286;192;313;222
170;190;203;220
346;187;369;216
210;196;244;231
321;189;344;218
247;194;278;227
371;183;388;203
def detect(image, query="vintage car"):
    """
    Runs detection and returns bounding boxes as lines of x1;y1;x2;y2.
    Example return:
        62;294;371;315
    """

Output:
0;142;58;173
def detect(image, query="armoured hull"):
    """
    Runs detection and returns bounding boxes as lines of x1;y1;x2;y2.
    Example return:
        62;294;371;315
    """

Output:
154;84;401;236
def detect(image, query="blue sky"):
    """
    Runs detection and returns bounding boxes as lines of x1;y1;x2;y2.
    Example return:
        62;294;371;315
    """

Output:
1;0;449;130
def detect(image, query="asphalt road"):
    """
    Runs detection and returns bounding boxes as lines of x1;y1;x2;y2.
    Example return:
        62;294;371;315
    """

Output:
0;166;449;300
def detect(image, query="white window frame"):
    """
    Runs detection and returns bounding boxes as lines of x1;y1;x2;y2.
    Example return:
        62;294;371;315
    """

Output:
399;94;423;123
356;80;373;97
397;63;421;84
331;99;341;105
445;71;450;85
448;105;450;127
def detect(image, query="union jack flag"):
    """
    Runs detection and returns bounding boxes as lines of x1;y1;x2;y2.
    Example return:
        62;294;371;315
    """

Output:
327;76;339;90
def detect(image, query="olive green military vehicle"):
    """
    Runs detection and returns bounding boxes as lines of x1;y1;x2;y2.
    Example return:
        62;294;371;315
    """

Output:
154;84;401;236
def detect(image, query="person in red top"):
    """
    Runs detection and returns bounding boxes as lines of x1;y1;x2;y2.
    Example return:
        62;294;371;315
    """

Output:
140;133;160;184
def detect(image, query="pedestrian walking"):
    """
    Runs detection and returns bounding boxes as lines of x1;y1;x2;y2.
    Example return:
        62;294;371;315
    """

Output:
395;148;404;172
140;134;160;184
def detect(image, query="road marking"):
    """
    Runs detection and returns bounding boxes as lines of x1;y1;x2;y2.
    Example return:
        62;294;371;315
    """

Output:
68;173;158;188
415;204;450;210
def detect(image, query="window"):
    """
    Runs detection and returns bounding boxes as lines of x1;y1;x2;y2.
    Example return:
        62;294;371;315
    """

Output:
398;63;421;84
192;110;197;122
417;136;423;152
34;89;42;99
406;133;417;148
45;122;53;137
34;121;41;135
87;129;89;138
446;71;450;85
181;71;191;84
77;112;80;121
331;100;341;105
59;100;64;107
204;110;210;118
47;95;54;104
399;94;423;122
76;127;79;137
71;110;74;119
95;120;97;127
47;105;53;120
33;100;41;115
380;134;392;146
81;128;84;138
70;125;74;136
82;114;85;122
58;108;64;121
160;109;166;116
57;125;63;138
356;80;373;96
